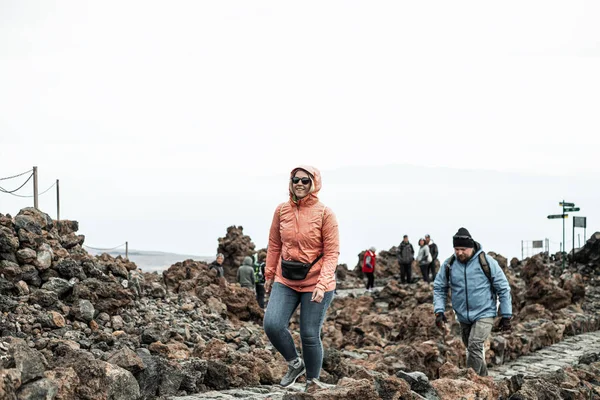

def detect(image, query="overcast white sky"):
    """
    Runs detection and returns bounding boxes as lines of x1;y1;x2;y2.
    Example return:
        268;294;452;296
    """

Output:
1;1;599;266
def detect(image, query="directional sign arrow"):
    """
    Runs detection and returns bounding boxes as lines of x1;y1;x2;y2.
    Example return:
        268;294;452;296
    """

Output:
548;214;568;219
564;207;580;212
560;202;575;207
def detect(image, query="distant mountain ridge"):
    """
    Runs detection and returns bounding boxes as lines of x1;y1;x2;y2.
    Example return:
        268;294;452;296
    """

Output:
85;248;214;272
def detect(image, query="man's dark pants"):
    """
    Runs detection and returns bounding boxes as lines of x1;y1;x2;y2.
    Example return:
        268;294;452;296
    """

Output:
399;262;412;283
428;261;437;281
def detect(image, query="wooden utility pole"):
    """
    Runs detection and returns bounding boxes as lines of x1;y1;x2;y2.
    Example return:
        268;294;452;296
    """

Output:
56;179;60;221
125;241;129;259
33;166;39;209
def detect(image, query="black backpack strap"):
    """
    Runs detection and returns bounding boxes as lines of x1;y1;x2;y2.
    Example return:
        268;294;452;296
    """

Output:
445;255;456;287
478;252;496;297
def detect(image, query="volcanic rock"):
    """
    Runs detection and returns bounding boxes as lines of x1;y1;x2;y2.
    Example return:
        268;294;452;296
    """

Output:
573;232;600;264
216;225;256;280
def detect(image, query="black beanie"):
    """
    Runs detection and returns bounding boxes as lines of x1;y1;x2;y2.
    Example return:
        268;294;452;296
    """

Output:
453;227;474;248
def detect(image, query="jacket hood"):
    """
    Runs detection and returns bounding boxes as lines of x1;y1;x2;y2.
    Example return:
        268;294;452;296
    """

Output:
242;256;253;266
465;242;483;263
289;165;322;203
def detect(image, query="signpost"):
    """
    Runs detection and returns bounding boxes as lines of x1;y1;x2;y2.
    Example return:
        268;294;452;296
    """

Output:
548;200;581;269
574;217;587;228
547;214;567;219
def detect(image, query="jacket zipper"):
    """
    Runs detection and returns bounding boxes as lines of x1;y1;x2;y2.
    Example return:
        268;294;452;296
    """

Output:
295;202;302;289
463;260;470;323
295;203;300;259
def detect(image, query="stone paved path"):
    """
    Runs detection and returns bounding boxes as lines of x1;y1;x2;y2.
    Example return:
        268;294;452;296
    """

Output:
171;382;305;399
334;286;383;298
488;330;600;381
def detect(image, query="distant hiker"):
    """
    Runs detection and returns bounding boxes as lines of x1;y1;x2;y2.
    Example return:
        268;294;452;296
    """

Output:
417;238;433;283
397;235;415;284
433;228;512;377
425;234;439;282
263;165;339;392
237;256;255;290
209;253;225;278
362;247;377;292
254;254;266;308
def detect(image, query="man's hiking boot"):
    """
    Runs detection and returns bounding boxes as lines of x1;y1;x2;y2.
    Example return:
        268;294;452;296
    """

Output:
304;378;335;393
280;358;305;388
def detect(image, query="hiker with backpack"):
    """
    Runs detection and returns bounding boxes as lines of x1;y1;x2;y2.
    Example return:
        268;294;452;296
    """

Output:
362;247;377;292
263;166;339;392
433;228;512;377
397;235;415;284
425;234;439;281
417;238;433;283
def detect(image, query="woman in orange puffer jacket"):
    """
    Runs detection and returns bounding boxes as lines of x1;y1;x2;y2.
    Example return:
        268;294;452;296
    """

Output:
263;165;339;391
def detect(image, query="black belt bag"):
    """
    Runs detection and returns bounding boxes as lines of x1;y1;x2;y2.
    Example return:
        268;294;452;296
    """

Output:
281;254;324;280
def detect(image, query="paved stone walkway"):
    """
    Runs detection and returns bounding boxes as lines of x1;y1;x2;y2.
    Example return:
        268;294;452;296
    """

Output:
488;330;600;381
172;382;305;399
334;286;383;298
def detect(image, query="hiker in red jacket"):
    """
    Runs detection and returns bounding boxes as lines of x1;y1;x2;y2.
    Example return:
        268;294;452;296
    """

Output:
362;247;376;292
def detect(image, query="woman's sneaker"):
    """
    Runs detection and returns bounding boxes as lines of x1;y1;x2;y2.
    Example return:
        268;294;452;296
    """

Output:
280;358;305;388
304;378;335;393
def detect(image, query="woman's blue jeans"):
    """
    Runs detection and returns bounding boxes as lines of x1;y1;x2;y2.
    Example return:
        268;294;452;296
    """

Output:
263;282;334;379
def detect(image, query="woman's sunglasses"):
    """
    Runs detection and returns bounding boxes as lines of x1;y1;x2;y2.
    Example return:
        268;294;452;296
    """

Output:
291;177;311;185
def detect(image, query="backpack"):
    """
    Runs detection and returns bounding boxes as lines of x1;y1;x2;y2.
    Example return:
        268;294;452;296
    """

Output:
398;243;413;264
445;252;496;299
254;262;266;284
362;251;375;272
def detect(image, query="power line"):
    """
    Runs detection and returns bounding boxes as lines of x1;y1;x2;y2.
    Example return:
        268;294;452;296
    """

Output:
0;169;33;181
0;173;34;194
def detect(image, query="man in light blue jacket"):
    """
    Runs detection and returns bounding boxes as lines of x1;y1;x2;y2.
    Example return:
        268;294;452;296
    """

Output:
433;228;512;376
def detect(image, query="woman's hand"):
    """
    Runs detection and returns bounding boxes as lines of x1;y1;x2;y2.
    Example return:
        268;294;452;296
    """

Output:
265;279;274;294
311;288;325;303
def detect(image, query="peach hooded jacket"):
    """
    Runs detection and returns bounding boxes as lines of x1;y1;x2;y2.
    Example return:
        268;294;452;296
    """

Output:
265;165;340;293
